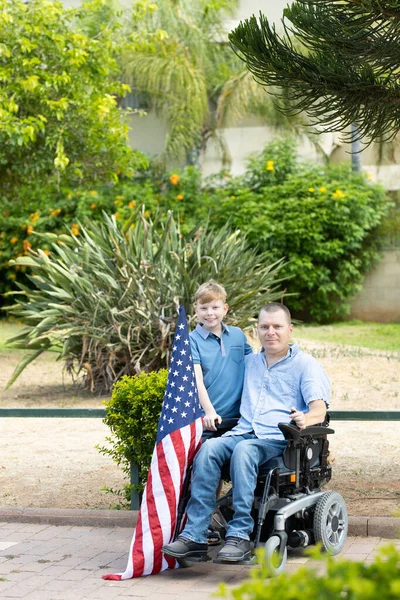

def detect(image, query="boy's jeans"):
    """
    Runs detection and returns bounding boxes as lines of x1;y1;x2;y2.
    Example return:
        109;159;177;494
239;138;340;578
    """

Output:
181;433;287;543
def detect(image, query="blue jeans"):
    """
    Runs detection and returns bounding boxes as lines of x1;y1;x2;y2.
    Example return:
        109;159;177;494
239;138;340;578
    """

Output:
181;434;287;543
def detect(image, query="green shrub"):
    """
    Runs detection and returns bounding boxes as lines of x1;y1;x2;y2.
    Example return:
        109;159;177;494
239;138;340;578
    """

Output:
5;210;285;391
217;543;400;599
0;0;138;194
98;370;168;502
197;140;390;322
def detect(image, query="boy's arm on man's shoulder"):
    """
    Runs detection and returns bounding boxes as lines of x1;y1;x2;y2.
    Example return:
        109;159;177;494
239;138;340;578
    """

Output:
243;331;253;355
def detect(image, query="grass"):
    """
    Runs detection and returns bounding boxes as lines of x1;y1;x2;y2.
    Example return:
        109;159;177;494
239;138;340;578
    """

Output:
0;320;25;353
294;320;400;353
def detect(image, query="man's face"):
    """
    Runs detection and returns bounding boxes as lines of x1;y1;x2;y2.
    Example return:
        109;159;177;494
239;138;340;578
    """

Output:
195;298;228;332
257;309;293;357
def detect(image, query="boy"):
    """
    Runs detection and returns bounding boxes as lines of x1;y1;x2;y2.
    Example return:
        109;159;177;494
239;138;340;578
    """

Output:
190;280;253;439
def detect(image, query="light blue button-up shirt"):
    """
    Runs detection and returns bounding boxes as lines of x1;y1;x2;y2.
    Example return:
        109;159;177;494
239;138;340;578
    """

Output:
224;344;330;440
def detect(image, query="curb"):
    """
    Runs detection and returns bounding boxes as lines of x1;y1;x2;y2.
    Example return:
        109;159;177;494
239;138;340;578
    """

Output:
0;508;399;538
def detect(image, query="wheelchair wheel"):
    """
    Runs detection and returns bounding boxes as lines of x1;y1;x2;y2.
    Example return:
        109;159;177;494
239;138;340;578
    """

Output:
264;535;287;576
313;491;348;554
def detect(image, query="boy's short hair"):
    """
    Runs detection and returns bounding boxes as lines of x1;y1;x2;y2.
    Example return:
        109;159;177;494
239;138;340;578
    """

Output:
194;280;227;305
258;302;292;324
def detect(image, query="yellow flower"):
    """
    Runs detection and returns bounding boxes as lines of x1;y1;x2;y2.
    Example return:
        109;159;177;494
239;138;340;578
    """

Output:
115;195;124;200
70;223;80;235
29;211;39;223
319;187;327;193
114;213;121;220
367;173;374;180
130;223;135;229
224;172;231;178
114;199;121;205
27;225;34;235
89;190;98;196
308;188;314;193
128;200;136;209
266;160;275;171
90;203;97;209
9;274;16;279
176;194;184;200
144;211;151;218
169;173;180;185
10;237;18;244
23;240;32;252
332;189;345;199
43;249;50;256
230;195;236;199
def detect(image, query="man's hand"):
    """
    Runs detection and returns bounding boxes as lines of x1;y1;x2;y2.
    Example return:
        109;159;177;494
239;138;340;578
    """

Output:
290;407;306;429
290;400;327;430
203;411;222;431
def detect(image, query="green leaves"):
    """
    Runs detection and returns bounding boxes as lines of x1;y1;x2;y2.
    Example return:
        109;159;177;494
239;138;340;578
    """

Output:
217;543;400;599
98;370;169;498
194;139;390;321
229;1;400;144
4;210;285;391
0;0;140;194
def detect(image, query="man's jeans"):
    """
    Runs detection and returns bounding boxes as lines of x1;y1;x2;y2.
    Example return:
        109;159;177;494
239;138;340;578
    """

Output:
181;434;287;543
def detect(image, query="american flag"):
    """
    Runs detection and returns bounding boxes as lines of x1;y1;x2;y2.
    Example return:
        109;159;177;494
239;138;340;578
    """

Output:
103;306;203;580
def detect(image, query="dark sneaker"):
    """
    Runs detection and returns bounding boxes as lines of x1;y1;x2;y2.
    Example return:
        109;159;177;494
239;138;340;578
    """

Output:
162;536;208;560
216;536;251;562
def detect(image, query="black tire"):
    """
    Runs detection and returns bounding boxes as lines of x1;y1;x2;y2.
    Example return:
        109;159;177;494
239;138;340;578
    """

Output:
313;491;348;554
264;535;287;576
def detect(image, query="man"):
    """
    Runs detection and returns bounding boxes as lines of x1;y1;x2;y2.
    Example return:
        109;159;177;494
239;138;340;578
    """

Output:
162;302;330;563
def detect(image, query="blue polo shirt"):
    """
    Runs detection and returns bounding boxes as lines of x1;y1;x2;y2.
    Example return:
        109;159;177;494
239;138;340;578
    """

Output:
224;344;330;440
190;323;253;418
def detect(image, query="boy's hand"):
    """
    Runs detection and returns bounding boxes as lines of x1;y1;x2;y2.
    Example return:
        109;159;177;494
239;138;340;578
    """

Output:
290;407;306;430
204;411;222;431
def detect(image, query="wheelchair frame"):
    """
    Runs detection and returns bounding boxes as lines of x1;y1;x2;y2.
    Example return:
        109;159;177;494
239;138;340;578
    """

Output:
212;421;348;573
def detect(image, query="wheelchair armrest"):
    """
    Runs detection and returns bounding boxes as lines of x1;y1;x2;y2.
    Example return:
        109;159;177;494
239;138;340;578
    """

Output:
216;417;239;431
278;422;335;441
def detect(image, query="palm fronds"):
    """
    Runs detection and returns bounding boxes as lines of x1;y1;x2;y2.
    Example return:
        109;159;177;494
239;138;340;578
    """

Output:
5;211;286;392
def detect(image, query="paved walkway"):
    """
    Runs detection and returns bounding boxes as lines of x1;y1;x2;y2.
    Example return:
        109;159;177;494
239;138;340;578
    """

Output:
0;522;399;600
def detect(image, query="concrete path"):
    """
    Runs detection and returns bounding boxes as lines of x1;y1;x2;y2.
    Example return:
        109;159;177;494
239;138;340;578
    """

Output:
1;522;399;600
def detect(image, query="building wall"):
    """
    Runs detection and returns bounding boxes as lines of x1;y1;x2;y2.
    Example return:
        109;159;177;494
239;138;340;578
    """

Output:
350;250;400;322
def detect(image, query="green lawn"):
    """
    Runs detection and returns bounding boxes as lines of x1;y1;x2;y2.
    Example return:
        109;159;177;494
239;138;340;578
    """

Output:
0;320;25;353
294;320;400;352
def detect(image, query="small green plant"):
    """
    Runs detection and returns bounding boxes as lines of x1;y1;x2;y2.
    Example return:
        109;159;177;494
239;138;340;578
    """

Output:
98;370;168;502
216;544;400;599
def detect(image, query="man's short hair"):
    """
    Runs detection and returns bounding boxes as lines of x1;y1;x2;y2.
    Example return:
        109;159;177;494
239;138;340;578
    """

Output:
258;302;292;324
194;280;227;305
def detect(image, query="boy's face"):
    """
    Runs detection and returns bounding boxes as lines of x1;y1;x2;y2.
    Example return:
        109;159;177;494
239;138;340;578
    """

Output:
195;298;228;333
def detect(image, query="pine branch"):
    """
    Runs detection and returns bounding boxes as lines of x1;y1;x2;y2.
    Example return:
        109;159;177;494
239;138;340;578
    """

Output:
229;1;400;143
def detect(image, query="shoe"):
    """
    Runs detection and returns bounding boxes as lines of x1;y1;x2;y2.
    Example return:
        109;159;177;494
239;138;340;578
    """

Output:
216;536;251;562
162;536;208;560
207;527;221;546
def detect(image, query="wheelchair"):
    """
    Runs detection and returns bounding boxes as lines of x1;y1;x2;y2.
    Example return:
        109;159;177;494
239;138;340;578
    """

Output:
175;417;348;575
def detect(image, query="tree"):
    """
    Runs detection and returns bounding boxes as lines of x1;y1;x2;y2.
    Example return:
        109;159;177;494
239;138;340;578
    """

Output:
0;0;142;195
116;0;310;165
228;0;400;145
